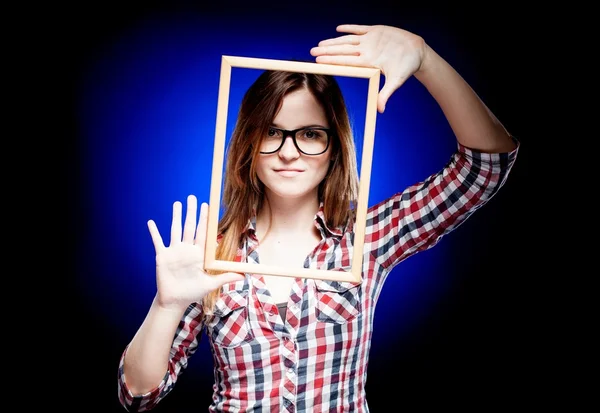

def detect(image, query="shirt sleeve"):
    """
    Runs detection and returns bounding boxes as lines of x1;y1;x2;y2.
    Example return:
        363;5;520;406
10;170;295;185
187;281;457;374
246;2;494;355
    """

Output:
364;137;519;272
117;302;205;412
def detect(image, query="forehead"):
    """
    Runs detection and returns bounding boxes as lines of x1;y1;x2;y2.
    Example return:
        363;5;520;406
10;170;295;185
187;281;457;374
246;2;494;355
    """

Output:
273;88;328;128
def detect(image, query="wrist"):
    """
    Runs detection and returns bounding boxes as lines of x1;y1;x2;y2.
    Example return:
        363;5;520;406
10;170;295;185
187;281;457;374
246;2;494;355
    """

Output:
415;43;435;79
154;295;190;317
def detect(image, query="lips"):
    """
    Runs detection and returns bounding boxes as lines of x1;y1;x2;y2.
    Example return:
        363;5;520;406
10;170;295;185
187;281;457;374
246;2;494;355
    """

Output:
274;168;304;177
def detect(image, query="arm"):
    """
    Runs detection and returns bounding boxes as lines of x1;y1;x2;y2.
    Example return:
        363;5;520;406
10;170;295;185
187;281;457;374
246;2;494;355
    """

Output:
312;24;519;274
414;45;516;153
118;301;205;411
363;141;518;275
310;24;517;154
118;196;244;410
122;296;187;395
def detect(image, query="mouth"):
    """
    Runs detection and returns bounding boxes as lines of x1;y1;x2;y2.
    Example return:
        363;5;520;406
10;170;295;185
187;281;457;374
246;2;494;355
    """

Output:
273;169;304;177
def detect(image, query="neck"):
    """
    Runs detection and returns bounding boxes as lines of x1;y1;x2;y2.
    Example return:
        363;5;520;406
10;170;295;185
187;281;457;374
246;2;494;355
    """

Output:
256;191;320;240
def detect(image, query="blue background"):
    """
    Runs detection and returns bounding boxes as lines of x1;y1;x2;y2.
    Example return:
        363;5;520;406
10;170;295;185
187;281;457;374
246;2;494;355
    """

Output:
61;2;532;412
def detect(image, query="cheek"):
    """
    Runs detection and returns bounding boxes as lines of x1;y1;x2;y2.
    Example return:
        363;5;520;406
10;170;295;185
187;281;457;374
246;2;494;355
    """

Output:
254;158;267;181
312;158;332;178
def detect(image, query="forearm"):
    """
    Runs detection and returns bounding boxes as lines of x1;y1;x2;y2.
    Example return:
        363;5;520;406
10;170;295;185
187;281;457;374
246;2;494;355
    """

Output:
414;45;516;153
123;295;187;395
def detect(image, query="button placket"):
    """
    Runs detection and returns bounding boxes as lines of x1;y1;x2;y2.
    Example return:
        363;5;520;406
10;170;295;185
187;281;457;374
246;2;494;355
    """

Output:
281;334;297;410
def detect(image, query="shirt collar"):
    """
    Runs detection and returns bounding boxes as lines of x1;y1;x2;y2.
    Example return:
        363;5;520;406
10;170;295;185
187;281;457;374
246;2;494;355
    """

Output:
314;202;344;238
241;202;345;240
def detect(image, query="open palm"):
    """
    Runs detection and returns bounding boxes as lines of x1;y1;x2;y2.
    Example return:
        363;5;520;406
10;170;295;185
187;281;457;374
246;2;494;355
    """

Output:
147;195;244;312
311;24;427;113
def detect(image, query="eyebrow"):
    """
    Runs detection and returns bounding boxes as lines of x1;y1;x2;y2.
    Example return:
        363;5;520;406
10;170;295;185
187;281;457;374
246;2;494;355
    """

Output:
271;123;329;129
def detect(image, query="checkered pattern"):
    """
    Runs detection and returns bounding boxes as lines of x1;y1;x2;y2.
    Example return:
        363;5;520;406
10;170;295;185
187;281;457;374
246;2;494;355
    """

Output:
118;140;519;412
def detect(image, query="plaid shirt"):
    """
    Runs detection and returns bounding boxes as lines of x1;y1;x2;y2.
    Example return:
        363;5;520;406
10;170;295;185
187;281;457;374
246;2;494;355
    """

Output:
118;140;519;412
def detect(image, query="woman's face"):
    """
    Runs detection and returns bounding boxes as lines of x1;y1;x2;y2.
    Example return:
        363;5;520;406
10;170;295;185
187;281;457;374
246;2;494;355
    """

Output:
255;88;332;201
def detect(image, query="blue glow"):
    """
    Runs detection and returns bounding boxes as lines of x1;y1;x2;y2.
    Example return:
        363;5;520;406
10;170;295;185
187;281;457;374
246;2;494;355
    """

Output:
77;15;460;362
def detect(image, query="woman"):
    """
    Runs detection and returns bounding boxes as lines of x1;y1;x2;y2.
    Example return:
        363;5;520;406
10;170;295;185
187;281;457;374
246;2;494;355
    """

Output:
118;24;519;412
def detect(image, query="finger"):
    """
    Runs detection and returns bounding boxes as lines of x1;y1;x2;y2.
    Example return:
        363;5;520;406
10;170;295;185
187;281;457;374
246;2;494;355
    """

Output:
210;272;246;288
182;194;198;243
310;44;360;57
170;200;183;246
336;24;372;35
195;202;209;251
317;34;361;47
378;76;410;113
315;55;364;67
147;219;166;252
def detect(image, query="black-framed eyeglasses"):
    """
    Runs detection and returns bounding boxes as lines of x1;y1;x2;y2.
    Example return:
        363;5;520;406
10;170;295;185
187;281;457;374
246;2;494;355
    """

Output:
259;126;332;156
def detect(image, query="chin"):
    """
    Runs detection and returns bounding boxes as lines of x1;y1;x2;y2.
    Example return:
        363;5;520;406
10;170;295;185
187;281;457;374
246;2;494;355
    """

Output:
271;188;313;199
266;183;318;200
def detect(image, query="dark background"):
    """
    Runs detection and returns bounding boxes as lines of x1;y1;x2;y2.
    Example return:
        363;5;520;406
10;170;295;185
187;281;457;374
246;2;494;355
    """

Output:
49;1;548;412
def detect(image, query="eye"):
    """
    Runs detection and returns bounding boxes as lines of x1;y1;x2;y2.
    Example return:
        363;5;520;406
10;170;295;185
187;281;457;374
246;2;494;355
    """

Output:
302;129;326;140
267;127;284;138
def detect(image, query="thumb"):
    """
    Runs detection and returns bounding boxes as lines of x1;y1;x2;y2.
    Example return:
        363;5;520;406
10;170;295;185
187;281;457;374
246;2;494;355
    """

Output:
215;272;246;286
377;76;408;113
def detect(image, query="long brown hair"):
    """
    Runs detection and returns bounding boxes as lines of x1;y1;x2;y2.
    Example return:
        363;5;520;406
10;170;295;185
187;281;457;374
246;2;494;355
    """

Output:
203;70;359;316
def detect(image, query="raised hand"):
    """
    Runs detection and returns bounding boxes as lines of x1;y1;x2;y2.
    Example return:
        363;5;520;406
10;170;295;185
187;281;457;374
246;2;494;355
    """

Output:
310;24;428;113
147;195;244;312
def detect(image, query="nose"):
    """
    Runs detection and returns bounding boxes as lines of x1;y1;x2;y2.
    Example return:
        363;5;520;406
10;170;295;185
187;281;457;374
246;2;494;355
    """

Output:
278;135;300;160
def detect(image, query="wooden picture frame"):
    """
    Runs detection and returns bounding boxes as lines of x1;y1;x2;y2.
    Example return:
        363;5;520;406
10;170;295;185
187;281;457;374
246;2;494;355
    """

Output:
204;55;380;283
